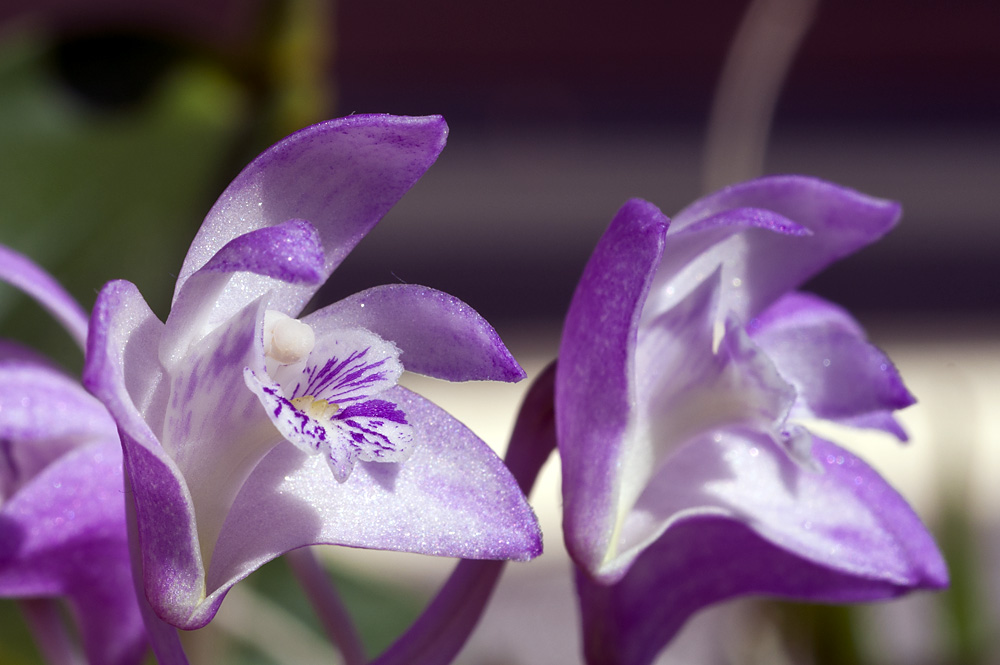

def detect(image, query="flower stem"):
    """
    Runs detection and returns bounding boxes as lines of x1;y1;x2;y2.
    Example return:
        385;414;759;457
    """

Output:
702;0;818;192
285;546;367;665
372;362;558;665
19;598;84;665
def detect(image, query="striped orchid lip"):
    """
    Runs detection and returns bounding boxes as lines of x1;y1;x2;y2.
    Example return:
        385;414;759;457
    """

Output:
246;314;413;483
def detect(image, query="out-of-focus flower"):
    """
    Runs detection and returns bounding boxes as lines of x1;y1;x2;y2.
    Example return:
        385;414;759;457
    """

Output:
0;245;146;665
556;177;947;665
84;114;541;630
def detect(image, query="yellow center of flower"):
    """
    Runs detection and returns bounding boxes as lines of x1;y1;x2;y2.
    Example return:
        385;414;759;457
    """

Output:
291;395;340;420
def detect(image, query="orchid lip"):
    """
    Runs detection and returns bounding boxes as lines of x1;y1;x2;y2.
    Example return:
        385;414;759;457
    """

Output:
246;321;414;483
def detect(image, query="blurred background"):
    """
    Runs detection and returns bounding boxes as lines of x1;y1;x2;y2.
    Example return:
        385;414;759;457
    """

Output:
0;0;997;663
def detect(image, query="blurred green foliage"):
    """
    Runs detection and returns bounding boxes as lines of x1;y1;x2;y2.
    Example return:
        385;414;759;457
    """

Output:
0;29;247;370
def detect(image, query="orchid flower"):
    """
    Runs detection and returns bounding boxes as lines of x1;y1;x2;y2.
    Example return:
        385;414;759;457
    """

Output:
82;114;541;633
0;245;147;665
556;177;948;665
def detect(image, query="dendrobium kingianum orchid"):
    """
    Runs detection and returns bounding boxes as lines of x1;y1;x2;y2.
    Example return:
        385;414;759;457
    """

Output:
556;177;948;665
0;245;147;665
83;114;541;632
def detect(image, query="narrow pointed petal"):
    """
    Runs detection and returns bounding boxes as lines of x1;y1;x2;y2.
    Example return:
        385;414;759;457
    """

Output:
161;220;325;367
650;176;901;322
0;245;89;349
750;292;914;434
0;440;147;665
84;281;206;628
557;199;667;575
174;115;449;321
304;284;525;382
200;386;542;629
576;438;946;665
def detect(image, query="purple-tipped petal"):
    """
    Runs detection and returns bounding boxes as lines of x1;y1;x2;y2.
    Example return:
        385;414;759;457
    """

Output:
84;281;207;628
556;199;668;576
174;115;449;322
161;220;326;368
649;176;901;323
201;385;542;629
750;292;915;435
0;440;147;665
576;438;946;665
304;284;525;382
0;245;89;349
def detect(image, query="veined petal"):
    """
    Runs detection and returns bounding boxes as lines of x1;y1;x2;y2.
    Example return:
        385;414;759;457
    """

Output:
576;436;946;665
281;328;404;405
304;284;525;382
161;220;325;367
556;199;668;576
174;115;449;322
750;292;914;436
0;439;147;665
195;386;542;629
0;245;88;349
83;280;206;627
648;175;901;323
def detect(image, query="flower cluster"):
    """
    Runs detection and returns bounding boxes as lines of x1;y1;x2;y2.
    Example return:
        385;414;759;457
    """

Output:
0;117;946;665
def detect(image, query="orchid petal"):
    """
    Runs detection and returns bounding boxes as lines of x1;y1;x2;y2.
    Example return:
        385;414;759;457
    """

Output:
280;328;404;405
556;199;667;575
750;292;914;435
599;281;797;579
161;220;325;367
648;176;901;323
304;284;525;382
374;363;557;665
0;358;119;494
0;245;88;349
0;440;147;665
199;386;542;629
575;437;947;665
84;280;206;628
174;115;449;322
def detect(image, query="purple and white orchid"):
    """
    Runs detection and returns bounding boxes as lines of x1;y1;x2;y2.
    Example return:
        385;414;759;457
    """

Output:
556;177;948;665
0;245;147;665
83;114;541;633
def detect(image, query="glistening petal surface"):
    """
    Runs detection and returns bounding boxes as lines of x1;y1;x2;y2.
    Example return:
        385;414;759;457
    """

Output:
204;386;542;626
174;115;449;321
304;284;525;382
161;220;325;366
